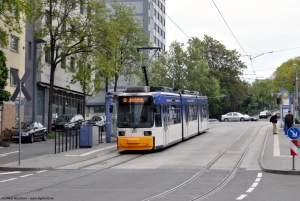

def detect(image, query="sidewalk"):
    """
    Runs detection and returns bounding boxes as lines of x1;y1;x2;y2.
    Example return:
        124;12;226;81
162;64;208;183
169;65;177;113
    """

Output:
0;139;118;171
1;126;300;175
259;124;300;175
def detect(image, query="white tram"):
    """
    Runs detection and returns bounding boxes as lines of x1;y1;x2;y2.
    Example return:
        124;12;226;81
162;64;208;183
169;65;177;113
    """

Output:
117;86;209;150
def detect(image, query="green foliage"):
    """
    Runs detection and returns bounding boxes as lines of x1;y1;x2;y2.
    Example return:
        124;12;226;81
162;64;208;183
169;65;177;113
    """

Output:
0;0;31;48
0;50;11;104
273;57;300;92
107;1;150;91
1;128;13;141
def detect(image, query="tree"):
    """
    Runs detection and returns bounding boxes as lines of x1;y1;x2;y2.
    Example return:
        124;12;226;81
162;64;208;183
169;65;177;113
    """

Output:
0;50;11;104
199;35;248;114
0;0;30;47
108;1;150;91
138;51;171;87
273;57;300;93
32;0;110;132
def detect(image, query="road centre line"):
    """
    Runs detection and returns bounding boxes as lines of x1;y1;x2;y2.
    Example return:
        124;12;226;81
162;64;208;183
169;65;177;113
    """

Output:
246;188;254;193
255;178;261;182
0;171;21;175
36;170;47;173
251;182;259;188
257;173;262;177
20;174;33;178
236;194;247;200
0;178;17;182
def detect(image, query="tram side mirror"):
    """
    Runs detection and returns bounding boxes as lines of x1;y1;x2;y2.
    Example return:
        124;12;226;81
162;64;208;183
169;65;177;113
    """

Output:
109;105;113;113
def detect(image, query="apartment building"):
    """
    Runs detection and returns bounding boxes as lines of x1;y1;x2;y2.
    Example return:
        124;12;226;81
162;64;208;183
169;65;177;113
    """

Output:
0;18;26;132
86;0;166;118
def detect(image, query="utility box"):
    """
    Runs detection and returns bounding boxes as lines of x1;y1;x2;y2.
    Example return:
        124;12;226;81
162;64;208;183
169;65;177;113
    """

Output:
92;126;100;146
80;124;92;148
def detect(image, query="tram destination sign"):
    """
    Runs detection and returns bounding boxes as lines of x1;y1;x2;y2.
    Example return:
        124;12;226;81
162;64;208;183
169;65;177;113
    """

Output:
120;96;150;104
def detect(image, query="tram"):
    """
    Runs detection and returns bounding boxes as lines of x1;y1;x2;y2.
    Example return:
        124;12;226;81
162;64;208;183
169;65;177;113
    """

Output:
116;86;209;150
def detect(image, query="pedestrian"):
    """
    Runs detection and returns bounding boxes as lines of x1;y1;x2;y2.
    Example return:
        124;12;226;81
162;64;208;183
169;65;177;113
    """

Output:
284;110;293;130
270;112;278;134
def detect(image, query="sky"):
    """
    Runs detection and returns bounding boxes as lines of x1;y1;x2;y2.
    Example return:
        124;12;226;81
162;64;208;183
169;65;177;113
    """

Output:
165;0;300;83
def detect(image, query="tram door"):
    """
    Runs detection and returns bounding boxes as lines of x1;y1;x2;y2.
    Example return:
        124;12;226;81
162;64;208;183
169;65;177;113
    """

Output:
162;105;169;145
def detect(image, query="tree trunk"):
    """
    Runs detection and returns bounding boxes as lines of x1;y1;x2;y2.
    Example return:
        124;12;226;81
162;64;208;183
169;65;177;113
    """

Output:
47;65;56;134
83;91;86;119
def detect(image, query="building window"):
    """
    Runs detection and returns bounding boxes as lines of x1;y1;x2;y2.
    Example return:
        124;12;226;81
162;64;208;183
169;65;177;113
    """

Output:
28;42;32;60
10;68;18;86
10;35;19;52
70;57;75;69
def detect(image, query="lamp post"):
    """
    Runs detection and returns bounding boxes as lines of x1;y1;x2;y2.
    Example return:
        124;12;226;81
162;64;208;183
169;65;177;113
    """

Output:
32;39;46;122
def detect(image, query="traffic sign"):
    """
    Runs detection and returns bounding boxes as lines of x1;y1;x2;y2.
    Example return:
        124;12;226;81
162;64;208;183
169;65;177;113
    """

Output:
287;127;300;140
291;140;298;156
15;98;27;106
10;69;32;102
252;102;258;106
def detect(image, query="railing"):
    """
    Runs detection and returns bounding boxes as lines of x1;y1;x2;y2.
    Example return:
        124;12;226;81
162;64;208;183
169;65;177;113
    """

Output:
55;128;80;154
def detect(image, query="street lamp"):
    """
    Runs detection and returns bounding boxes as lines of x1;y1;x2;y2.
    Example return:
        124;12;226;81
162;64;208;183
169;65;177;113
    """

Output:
33;39;46;122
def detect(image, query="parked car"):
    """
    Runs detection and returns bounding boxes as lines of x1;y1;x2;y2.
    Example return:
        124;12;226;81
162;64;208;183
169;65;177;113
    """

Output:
209;118;219;123
86;115;106;131
52;114;84;130
11;122;47;143
259;111;268;119
221;112;250;122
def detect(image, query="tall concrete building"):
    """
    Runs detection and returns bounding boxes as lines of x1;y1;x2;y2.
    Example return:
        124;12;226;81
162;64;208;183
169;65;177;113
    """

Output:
86;0;166;118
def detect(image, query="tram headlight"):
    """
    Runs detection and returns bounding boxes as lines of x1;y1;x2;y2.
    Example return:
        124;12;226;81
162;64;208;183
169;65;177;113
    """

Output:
118;131;125;136
144;131;152;136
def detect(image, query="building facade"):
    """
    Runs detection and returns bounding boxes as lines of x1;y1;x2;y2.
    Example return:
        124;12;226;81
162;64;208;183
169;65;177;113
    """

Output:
86;0;166;118
0;18;26;132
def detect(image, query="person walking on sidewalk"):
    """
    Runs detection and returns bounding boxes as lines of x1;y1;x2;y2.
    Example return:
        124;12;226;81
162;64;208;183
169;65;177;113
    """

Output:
270;112;278;134
285;110;293;130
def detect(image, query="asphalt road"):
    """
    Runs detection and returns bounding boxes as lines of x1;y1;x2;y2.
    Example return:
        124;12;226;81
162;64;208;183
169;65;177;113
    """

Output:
0;139;56;164
1;121;300;201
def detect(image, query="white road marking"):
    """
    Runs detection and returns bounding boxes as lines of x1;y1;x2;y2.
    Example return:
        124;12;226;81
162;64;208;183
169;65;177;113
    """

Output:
0;151;20;157
257;173;262;177
255;178;261;182
36;170;47;173
0;178;17;182
20;174;33;178
65;155;79;156
79;145;117;156
236;194;247;200
251;182;258;188
0;171;21;175
246;188;254;193
273;134;280;156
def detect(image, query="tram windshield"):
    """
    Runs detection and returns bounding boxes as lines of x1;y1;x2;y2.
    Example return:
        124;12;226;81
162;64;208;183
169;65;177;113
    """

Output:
117;96;154;128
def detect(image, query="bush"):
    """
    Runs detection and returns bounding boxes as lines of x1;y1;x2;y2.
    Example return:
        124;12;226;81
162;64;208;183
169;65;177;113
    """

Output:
1;128;13;141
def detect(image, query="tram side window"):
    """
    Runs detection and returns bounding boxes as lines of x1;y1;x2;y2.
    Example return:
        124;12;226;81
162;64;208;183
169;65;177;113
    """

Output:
154;104;162;127
185;105;189;122
174;105;181;124
167;105;175;125
202;104;207;118
163;105;168;127
191;104;197;120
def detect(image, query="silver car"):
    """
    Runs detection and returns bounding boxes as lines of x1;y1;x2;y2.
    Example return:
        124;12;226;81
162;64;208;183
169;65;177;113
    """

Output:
221;112;250;122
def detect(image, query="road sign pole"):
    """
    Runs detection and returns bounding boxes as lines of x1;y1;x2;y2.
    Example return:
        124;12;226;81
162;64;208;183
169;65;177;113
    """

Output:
18;80;21;166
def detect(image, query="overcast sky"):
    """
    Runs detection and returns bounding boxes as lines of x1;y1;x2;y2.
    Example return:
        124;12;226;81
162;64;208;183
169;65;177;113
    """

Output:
165;0;300;82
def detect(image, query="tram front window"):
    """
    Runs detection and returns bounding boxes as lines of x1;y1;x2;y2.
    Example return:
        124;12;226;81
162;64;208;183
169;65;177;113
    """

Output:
118;96;153;128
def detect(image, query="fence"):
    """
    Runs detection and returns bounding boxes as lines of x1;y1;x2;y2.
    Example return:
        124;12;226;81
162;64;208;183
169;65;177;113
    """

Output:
54;126;105;154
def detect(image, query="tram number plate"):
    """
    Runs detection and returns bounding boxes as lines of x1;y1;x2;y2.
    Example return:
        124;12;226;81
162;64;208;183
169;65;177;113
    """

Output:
131;129;137;133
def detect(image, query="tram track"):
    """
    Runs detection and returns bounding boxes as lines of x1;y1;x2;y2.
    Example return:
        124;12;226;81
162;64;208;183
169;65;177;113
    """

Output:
0;150;149;197
141;124;268;201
